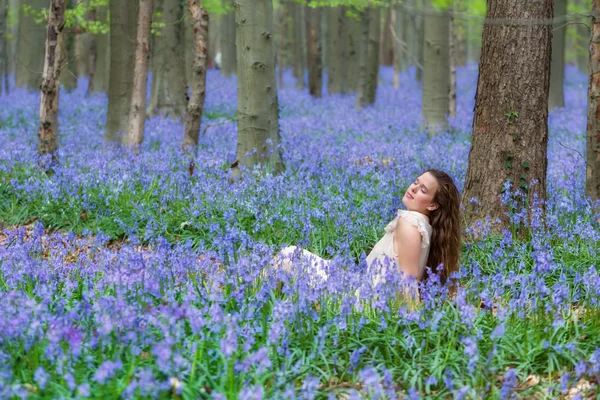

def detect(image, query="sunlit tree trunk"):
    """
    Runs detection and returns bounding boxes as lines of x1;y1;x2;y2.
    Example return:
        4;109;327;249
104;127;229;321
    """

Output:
327;6;346;94
183;0;208;155
549;0;566;109
462;0;552;232
104;0;138;142
306;5;322;98
292;1;305;89
127;0;153;151
16;0;46;89
232;0;284;180
586;0;600;202
221;0;236;76
422;0;449;131
38;0;66;169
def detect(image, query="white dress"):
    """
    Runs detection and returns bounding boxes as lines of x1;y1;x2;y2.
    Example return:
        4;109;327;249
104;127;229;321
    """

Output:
275;210;432;287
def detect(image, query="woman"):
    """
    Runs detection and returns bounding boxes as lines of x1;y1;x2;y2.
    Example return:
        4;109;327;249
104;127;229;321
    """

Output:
273;169;461;295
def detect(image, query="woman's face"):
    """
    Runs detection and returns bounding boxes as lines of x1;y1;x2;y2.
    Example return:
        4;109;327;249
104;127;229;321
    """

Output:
402;172;440;216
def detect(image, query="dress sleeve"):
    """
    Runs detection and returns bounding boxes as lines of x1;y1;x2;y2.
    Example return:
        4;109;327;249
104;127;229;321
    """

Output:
384;210;431;248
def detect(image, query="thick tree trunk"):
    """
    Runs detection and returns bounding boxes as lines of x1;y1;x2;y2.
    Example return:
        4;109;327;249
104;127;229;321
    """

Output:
149;0;187;118
38;0;66;168
220;1;236;76
292;2;305;89
380;7;393;66
548;0;566;109
449;13;456;118
92;4;109;93
232;0;284;180
422;0;450;131
183;0;208;155
586;0;600;202
327;6;346;94
16;0;46;89
0;0;7;95
86;5;97;95
346;13;360;93
104;0;139;142
306;6;322;98
127;0;153;151
356;8;370;108
461;0;552;232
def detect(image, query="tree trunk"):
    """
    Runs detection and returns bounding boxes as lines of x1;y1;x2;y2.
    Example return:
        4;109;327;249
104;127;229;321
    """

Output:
184;11;193;85
127;0;153;151
104;0;139;142
149;0;187;118
327;6;346;94
86;4;97;95
232;0;284;180
183;0;208;155
449;12;456;118
461;0;552;233
292;1;305;89
92;4;109;93
38;0;66;169
220;0;236;76
7;0;18;78
391;4;406;90
207;13;219;69
415;0;424;82
306;5;322;98
61;12;77;92
356;8;370;108
380;7;393;66
346;12;360;93
277;2;287;89
16;0;46;89
0;0;7;95
586;0;600;202
365;6;380;104
576;0;589;73
549;0;566;109
422;0;449;131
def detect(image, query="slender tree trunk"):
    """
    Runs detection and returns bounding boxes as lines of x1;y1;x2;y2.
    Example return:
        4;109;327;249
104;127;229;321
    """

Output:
448;12;456;118
365;6;380;104
461;0;552;233
380;7;393;66
8;0;17;78
586;0;600;202
183;0;208;155
16;0;46;89
422;0;450;131
277;2;287;88
232;0;284;180
292;2;305;89
207;14;219;69
221;1;236;76
346;12;360;93
0;0;7;95
576;0;589;72
391;4;405;89
61;7;77;92
104;0;139;142
127;0;153;151
92;4;109;93
184;11;193;85
327;6;346;94
38;0;67;169
415;0;424;82
549;0;566;109
306;5;322;98
356;8;370;108
86;5;97;95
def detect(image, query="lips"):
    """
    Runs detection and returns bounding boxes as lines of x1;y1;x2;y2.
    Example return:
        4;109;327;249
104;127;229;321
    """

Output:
406;193;414;199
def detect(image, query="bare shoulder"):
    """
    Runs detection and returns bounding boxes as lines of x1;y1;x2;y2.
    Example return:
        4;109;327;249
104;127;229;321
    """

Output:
395;218;423;247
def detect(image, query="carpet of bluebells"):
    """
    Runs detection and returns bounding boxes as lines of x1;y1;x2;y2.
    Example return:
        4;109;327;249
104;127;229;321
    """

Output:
1;65;600;399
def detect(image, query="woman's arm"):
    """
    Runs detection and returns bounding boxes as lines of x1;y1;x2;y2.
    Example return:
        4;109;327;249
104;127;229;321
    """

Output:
393;219;422;279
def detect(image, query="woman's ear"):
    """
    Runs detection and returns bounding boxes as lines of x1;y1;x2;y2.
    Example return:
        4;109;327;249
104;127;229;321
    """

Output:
427;203;439;212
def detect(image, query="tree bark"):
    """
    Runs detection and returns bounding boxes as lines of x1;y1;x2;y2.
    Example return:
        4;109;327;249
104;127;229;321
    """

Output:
365;6;380;104
7;0;18;78
38;0;66;169
306;5;322;98
422;0;449;131
127;0;153;151
104;0;139;142
61;4;77;92
356;8;370;108
0;0;7;95
183;0;208;155
207;13;219;69
276;1;288;89
461;0;552;233
327;6;346;94
380;7;393;66
586;0;600;202
86;4;97;95
346;12;360;93
232;0;284;180
92;4;109;93
16;0;46;89
292;1;305;89
221;1;236;76
415;0;424;82
449;12;456;118
548;0;566;109
391;4;405;90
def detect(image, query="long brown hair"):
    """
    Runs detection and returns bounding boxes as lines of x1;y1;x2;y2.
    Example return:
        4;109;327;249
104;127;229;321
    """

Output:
422;169;461;291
